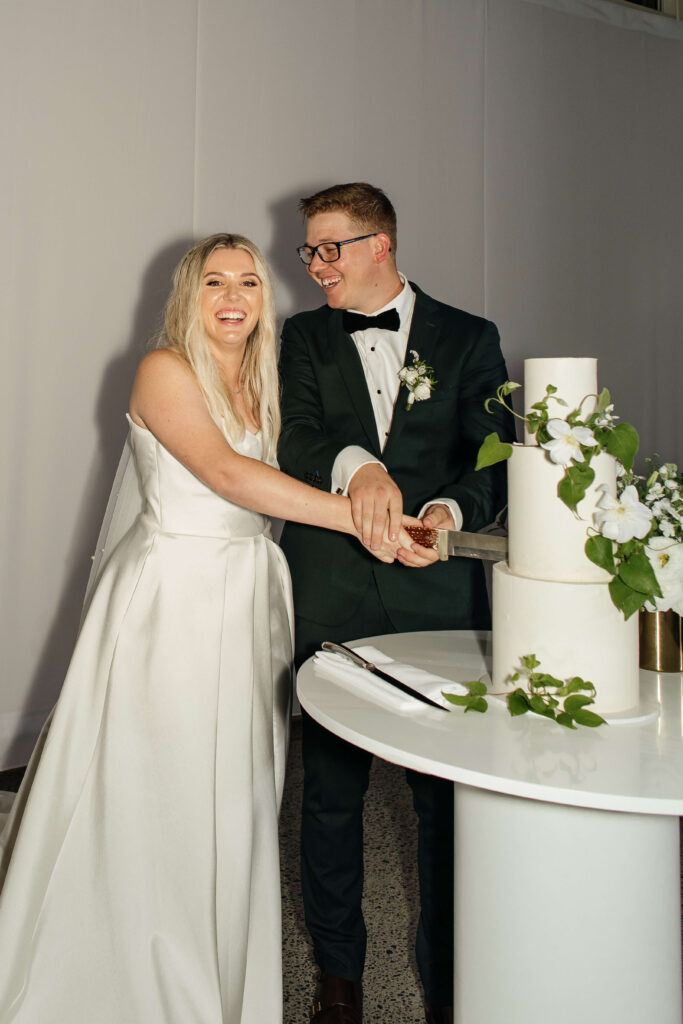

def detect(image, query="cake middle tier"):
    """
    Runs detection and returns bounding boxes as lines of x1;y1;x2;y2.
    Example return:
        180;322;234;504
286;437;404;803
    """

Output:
508;446;616;583
492;562;639;715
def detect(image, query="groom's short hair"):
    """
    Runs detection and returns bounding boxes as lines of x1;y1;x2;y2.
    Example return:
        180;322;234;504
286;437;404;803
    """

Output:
299;182;397;255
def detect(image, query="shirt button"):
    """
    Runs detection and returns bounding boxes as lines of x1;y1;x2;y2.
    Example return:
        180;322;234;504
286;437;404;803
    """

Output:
377;389;382;394
370;346;375;352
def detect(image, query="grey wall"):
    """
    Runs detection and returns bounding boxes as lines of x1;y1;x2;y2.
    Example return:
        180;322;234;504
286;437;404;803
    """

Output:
1;0;681;766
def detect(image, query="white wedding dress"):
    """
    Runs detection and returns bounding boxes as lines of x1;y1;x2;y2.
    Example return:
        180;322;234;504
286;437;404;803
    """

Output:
0;417;293;1023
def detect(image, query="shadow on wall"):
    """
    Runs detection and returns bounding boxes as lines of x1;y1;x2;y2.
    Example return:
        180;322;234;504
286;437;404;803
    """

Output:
267;183;342;328
4;238;193;769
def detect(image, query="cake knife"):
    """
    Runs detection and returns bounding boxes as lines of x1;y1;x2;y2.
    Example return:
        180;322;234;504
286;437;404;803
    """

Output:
320;641;448;712
404;526;507;562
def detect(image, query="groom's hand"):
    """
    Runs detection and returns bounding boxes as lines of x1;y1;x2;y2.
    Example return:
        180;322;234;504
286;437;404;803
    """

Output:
348;464;403;551
397;504;454;568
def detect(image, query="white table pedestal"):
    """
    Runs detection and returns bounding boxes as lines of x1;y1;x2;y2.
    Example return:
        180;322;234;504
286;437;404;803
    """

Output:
455;784;681;1023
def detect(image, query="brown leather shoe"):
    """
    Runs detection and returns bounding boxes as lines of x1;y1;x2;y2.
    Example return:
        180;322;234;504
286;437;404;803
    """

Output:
310;973;363;1023
425;1005;453;1024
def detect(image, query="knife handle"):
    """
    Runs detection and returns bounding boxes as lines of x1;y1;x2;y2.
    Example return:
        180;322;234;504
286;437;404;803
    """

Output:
404;525;439;549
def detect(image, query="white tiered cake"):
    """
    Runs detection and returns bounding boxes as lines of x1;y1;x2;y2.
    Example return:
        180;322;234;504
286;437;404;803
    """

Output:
491;357;640;715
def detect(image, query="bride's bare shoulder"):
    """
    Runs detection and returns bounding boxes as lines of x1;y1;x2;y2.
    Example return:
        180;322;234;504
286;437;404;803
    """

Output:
130;350;204;427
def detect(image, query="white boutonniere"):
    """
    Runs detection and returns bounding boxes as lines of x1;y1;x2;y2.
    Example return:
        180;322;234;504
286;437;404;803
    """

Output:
398;350;437;410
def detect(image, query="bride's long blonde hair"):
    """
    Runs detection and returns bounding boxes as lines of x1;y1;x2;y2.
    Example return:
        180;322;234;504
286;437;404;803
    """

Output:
158;233;280;461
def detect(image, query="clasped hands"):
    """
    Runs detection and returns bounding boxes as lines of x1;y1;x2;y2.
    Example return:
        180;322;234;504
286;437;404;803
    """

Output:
348;463;451;566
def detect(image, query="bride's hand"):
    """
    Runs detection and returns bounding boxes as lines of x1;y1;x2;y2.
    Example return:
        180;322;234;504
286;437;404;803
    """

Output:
362;515;422;564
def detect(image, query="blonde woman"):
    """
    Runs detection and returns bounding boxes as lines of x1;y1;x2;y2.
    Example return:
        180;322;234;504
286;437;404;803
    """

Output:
0;235;413;1023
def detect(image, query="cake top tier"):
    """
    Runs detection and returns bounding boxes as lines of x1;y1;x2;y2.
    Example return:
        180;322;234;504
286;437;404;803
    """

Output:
524;357;597;446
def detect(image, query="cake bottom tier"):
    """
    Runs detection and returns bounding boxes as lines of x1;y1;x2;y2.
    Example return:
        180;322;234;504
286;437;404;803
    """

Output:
492;562;639;714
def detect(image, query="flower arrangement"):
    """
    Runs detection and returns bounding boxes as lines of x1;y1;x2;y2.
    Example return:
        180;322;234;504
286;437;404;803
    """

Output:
476;381;682;620
620;458;683;615
397;350;437;410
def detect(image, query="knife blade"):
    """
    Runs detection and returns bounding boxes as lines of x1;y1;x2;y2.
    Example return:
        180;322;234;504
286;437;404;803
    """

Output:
320;641;448;712
405;526;508;562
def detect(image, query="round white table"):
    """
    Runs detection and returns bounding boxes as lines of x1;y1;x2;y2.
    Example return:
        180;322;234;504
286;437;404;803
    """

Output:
297;629;683;1024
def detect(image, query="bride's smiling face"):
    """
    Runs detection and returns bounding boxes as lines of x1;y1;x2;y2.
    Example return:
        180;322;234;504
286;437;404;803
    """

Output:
200;247;263;351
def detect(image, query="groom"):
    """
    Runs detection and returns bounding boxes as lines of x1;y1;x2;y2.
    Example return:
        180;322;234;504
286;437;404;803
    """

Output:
278;183;511;1024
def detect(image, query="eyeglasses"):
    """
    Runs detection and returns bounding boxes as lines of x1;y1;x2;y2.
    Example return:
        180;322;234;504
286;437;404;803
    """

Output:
296;233;378;266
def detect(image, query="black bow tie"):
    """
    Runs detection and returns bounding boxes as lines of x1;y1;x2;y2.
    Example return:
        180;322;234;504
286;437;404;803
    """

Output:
342;308;400;334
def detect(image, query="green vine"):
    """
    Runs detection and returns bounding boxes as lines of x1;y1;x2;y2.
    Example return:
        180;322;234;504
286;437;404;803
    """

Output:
442;655;606;729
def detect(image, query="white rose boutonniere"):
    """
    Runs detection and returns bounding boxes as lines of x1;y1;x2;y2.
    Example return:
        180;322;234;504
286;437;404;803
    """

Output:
398;350;437;410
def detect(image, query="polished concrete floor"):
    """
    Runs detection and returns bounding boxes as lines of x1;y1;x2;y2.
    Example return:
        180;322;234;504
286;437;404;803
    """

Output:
280;719;428;1024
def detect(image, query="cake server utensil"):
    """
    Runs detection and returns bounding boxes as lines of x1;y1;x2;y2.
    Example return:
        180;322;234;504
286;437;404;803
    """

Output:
320;641;448;712
405;526;508;562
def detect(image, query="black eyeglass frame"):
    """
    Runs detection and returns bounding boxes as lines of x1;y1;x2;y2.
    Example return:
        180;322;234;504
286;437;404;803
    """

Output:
296;233;378;266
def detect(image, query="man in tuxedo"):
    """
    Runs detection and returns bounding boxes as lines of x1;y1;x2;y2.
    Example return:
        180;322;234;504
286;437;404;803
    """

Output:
278;183;511;1024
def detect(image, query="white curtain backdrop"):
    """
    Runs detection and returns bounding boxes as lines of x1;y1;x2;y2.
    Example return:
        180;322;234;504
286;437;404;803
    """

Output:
1;0;681;766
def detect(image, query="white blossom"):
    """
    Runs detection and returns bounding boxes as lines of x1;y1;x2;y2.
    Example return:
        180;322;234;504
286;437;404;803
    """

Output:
594;484;653;543
594;404;619;428
414;380;432;401
644;537;683;615
541;419;598;466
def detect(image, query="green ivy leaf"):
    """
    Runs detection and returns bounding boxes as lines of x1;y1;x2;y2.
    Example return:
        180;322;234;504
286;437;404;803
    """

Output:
521;654;540;672
557;462;595;512
573;708;607;728
556;712;578;730
608;577;648;619
529;696;557;718
565;676;595;695
500;381;521;395
476;432;513;471
465;696;488;714
605;422;639;471
563;694;594;714
617;550;663;598
468;680;488;697
442;693;473;707
585;535;616;574
619;540;639;559
530;672;564;691
595;387;611;415
507;689;531;717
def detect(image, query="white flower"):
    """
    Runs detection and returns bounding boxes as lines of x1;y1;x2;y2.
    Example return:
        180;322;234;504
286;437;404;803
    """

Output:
644;536;683;615
398;350;437;410
540;419;598;466
594;484;653;543
661;520;676;539
594;404;619;428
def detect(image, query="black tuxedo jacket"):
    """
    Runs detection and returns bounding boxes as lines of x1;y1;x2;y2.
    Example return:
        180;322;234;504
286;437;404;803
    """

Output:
277;283;513;632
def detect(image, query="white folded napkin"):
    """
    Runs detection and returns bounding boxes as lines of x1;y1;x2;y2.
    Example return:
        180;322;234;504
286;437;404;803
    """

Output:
312;645;473;713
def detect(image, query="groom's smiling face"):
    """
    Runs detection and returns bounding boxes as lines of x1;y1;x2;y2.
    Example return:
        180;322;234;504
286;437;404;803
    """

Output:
304;210;382;314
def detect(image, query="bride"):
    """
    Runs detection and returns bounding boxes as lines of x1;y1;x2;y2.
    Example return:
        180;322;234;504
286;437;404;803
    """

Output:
0;234;413;1023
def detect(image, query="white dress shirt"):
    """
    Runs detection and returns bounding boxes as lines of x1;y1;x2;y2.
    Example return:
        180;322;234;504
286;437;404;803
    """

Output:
330;274;463;530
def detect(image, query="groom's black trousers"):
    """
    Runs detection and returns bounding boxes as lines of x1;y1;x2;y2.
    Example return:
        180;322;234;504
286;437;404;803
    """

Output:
294;578;454;1007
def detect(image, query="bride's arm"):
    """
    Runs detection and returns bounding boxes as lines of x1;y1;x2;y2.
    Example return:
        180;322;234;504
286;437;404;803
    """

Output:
129;351;412;557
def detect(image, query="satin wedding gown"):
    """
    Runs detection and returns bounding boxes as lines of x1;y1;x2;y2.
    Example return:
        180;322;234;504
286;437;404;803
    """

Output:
0;417;293;1023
